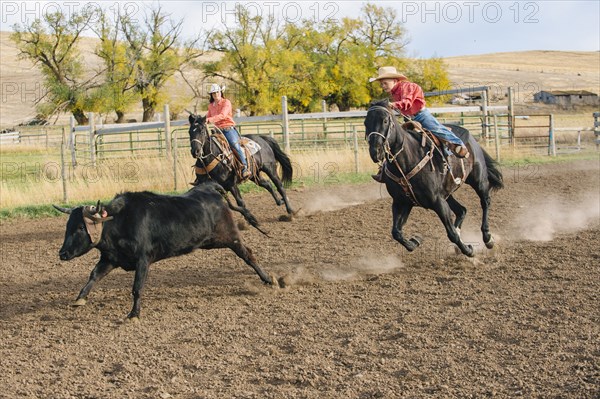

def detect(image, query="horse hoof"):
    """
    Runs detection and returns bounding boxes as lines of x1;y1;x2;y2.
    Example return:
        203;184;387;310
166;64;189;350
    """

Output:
73;298;87;307
465;244;475;257
125;316;140;324
485;236;495;249
412;235;423;245
277;276;288;288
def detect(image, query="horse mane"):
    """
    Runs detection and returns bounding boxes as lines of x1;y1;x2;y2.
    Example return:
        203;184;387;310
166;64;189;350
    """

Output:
369;99;391;109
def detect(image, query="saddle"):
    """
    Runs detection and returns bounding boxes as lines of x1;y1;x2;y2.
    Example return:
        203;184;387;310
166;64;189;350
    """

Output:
402;121;442;150
402;121;469;159
387;120;468;202
195;133;261;180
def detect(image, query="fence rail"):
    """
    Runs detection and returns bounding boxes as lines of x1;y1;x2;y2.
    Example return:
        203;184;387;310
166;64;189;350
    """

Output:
3;93;597;164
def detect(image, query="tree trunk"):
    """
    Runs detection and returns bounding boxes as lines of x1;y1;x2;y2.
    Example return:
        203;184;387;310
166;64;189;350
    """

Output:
115;110;125;123
72;109;88;125
337;103;351;112
142;98;156;122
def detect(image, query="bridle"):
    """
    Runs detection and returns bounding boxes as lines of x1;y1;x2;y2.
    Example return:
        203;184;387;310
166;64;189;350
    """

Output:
366;105;433;207
366;105;405;163
190;122;209;160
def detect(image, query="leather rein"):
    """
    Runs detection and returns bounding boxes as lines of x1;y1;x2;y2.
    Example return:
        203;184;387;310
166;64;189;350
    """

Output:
367;105;437;207
191;123;223;177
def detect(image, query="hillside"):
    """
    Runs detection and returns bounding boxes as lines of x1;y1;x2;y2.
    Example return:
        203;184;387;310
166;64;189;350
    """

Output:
1;30;599;128
444;50;599;99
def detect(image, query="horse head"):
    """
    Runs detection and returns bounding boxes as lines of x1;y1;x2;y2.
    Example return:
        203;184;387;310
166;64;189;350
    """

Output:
188;114;209;158
365;99;400;164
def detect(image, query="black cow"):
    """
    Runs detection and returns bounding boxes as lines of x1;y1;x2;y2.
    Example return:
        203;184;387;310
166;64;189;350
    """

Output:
54;182;274;320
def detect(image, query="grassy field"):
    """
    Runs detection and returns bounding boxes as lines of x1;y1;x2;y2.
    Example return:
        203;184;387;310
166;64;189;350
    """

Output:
0;145;376;216
1;140;598;220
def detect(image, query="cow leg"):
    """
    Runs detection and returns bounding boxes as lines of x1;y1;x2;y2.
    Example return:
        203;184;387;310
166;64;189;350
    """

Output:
229;184;247;208
229;242;273;285
128;260;149;320
75;258;115;306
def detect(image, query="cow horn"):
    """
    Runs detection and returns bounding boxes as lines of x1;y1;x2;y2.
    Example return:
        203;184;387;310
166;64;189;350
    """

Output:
53;205;72;214
83;203;114;223
185;109;194;116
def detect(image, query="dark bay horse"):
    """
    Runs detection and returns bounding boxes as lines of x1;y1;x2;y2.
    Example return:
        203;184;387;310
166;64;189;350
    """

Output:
365;100;504;257
188;114;295;218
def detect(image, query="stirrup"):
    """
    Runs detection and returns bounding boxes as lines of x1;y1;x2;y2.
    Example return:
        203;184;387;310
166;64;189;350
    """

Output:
241;169;252;179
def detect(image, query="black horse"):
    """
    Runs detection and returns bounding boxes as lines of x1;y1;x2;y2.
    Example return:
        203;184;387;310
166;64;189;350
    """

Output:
365;100;503;257
188;114;295;218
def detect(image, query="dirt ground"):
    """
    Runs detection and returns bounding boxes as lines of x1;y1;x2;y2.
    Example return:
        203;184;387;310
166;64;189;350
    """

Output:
1;159;599;398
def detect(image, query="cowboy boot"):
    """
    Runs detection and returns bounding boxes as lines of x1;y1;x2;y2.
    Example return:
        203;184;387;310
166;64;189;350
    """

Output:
371;166;384;182
450;144;470;158
242;167;251;180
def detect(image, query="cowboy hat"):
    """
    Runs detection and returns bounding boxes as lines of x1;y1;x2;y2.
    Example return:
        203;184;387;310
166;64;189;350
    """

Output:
369;66;408;83
208;83;226;93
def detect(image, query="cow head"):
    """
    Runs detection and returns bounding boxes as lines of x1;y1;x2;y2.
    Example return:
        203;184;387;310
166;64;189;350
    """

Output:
54;203;113;260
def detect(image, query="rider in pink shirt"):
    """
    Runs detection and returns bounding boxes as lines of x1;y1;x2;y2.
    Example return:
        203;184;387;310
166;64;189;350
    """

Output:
206;84;250;179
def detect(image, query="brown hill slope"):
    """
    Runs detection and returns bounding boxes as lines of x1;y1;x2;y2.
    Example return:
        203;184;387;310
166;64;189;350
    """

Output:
1;30;598;127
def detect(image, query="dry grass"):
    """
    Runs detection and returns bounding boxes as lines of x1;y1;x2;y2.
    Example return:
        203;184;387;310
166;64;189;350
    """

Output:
0;146;375;208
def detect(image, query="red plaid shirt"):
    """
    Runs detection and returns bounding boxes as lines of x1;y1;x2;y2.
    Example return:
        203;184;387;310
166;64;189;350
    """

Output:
390;81;426;116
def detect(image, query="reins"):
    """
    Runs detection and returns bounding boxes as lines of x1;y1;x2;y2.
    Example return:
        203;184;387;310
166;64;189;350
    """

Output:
367;105;433;206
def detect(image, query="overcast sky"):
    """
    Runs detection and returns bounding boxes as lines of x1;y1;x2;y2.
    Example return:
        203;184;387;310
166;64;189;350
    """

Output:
1;1;599;57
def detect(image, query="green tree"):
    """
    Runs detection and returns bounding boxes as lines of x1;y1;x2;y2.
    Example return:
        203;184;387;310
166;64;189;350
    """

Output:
120;6;204;122
93;9;139;123
200;2;447;114
10;10;98;124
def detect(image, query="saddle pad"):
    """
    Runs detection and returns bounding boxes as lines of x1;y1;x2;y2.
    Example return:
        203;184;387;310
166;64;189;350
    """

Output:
240;137;262;155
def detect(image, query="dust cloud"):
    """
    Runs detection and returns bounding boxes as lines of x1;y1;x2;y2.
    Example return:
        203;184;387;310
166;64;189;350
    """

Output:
300;185;385;215
320;255;404;281
515;192;600;241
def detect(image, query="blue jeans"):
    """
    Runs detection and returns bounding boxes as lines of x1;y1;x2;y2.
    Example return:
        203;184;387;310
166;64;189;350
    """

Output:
412;108;465;146
222;127;248;169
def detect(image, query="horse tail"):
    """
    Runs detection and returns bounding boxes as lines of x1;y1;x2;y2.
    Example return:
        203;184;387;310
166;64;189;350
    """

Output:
482;148;504;191
260;136;293;187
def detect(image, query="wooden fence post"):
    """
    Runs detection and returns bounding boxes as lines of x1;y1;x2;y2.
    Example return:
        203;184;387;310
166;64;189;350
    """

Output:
61;128;68;203
481;90;488;142
173;129;178;191
508;86;515;145
88;112;96;166
493;114;500;161
164;104;171;157
282;96;290;152
69;115;77;167
548;114;556;156
353;126;359;173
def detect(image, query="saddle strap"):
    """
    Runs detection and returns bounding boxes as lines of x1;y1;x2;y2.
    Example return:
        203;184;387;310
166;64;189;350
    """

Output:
383;165;413;207
195;158;220;175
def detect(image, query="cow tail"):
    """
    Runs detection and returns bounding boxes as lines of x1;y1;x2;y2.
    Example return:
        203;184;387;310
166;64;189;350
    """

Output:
215;186;270;237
